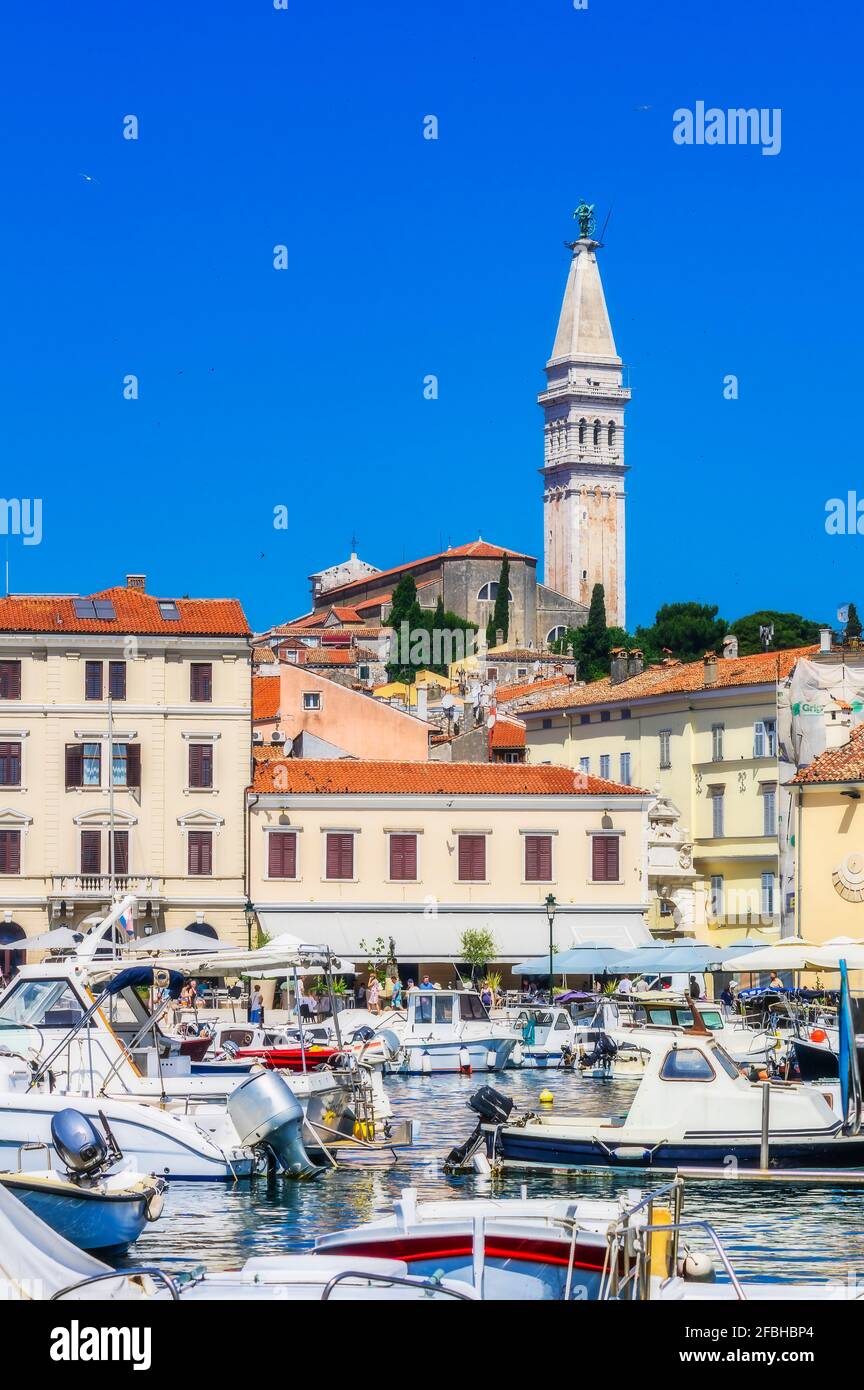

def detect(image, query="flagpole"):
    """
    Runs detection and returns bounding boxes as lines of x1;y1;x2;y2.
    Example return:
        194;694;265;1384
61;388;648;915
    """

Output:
108;695;115;954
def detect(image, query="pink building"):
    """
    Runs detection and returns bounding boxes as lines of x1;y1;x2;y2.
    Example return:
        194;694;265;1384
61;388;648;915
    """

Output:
253;664;429;761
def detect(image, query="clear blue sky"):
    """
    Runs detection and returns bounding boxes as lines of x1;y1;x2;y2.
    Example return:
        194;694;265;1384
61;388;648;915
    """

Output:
0;0;860;632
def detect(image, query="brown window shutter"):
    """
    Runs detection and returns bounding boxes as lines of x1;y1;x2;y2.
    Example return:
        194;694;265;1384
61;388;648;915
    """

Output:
0;742;21;786
0;829;20;873
188;831;212;875
459;834;485;881
593;836;619;881
191;663;213;701
390;834;417;880
0;661;21;699
269;832;296;878
65;744;83;789
525;835;552;882
608;836;620;880
326;833;353;879
113;831;129;874
189;744;202;786
81;830;101;875
109;661;126;699
126;744;141;787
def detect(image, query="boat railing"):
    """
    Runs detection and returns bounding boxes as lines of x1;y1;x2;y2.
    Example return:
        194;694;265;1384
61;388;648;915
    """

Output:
50;1267;181;1301
320;1269;476;1301
600;1178;746;1301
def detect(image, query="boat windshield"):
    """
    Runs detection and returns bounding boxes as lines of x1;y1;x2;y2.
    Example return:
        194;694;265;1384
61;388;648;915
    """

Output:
0;977;87;1029
711;1043;744;1079
459;993;490;1022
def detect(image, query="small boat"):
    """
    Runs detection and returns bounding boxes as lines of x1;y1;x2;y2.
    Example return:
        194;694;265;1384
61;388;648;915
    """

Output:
505;1005;581;1068
392;989;521;1074
0;1108;165;1253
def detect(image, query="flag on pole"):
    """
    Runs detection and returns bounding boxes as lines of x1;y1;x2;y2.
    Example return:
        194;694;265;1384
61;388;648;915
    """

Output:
118;910;134;938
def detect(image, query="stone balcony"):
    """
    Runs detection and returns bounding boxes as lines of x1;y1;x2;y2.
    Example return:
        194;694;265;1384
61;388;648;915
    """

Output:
49;874;164;901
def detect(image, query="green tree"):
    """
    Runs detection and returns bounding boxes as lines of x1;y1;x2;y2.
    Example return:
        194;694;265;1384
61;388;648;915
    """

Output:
386;574;424;682
485;555;511;648
729;610;821;656
845;603;862;645
635;602;727;664
459;927;498;986
577;583;612;681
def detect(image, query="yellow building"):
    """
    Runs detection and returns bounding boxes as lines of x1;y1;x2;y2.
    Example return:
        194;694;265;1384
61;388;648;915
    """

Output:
0;577;252;966
248;757;654;980
791;724;864;942
512;647;814;945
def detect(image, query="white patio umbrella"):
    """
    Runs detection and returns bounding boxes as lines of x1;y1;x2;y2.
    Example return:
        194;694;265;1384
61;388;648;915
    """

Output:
722;939;821;972
123;927;234;954
23;927;85;953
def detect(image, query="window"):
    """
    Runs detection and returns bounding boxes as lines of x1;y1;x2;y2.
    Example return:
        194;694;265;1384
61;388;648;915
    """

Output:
189;744;213;789
461;993;490;1021
359;665;370;681
72;598;116;621
109;661;126;700
608;421;616;448
112;830;129;875
434;995;454;1024
85;661;103;700
754;718;777;758
0;743;21;787
477;582;513;601
414;995;434;1024
619;752;632;785
712;1045;743;1080
83;743;101;786
542;718;552;730
580;714;590;726
457;834;486;882
659;729;671;769
660;1048;715;1081
710;787;725;838
158;600;180;621
592;835;620;882
762;784;777;836
389;834;418;881
762;872;775;917
190;663;212;702
599;754;610;779
593;420;601;447
188;830;213;876
81;830;101;876
579;756;590;776
0;829;21;874
600;711;611;723
524;834;552;882
621;709;631;720
711;724;724;761
325;833;354;880
303;692;321;711
0;661;21;700
111;743;140;788
710;874;725;919
268;831;297;879
546;626;567;644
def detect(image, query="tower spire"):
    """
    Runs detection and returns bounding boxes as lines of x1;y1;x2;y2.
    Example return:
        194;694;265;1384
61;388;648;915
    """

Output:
539;210;630;628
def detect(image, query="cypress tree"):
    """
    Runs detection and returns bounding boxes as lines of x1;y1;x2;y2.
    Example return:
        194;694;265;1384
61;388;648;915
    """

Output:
485;555;511;648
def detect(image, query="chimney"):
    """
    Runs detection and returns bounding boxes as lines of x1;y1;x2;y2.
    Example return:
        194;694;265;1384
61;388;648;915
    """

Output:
627;648;644;678
415;686;428;721
610;647;628;685
722;634;739;660
126;574;146;591
703;651;718;686
495;629;504;648
819;626;833;654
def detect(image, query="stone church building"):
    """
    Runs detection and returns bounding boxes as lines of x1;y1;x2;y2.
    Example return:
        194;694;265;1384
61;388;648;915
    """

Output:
294;224;629;646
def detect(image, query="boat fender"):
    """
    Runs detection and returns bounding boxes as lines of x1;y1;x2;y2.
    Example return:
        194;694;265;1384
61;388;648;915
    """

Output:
511;1041;524;1067
145;1184;166;1222
611;1146;651;1162
810;1028;827;1043
486;1050;497;1070
459;1046;472;1075
472;1151;492;1175
678;1251;716;1283
421;1053;432;1075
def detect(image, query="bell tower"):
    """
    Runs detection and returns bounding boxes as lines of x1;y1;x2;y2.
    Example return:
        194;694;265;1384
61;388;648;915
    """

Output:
539;204;630;628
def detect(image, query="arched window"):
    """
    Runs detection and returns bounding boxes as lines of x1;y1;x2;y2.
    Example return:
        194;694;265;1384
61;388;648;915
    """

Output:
186;921;219;939
546;626;568;645
578;419;586;446
593;420;601;447
0;922;26;980
607;421;616;448
477;582;513;602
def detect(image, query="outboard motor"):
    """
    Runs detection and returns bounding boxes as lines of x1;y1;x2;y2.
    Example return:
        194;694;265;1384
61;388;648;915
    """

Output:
51;1109;118;1183
227;1069;319;1179
579;1032;618;1072
444;1086;515;1173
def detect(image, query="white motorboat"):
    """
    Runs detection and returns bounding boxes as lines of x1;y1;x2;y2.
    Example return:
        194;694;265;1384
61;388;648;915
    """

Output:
389;989;521;1074
503;1004;581;1068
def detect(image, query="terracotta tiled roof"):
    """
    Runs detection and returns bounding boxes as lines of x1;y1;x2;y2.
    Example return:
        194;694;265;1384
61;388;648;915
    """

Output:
252;645;277;665
300;648;356;666
252;675;280;722
512;647;819;716
0;586;250;637
489;716;527;749
252;743;287;762
793;724;864;784
496;674;571;704
250;758;645;796
276;625;384;640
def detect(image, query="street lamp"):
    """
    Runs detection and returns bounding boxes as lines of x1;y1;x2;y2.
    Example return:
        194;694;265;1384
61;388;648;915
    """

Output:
244;898;256;952
545;893;557;1003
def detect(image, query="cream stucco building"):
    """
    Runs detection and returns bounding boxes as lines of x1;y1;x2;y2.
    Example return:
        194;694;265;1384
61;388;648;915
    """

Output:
512;647;814;946
248;758;653;981
0;577;251;969
791;724;864;943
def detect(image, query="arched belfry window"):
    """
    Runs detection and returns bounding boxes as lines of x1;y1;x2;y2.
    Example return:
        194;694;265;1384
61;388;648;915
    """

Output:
593;420;601;447
608;421;616;448
578;419;586;446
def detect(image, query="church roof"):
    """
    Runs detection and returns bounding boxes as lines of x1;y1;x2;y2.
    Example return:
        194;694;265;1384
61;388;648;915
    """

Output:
549;239;619;364
312;539;534;603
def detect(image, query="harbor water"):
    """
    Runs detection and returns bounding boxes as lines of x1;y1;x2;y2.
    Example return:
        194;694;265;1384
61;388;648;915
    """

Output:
124;1069;864;1285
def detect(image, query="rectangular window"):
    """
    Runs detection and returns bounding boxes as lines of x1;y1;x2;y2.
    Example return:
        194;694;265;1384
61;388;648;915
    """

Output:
580;713;590;725
763;784;777;836
0;829;20;873
112;830;129;875
389;833;418;881
189;743;213;789
619;752;632;785
765;718;777;757
108;661;126;700
659;729;671;769
592;835;620;882
457;834;486;882
579;756;590;776
110;743;140;788
711;724;724;761
188;830;213;876
325;832;354;880
0;742;21;786
303;692;321;711
711;787;725;838
600;710;611;723
80;830;101;876
83;743;101;787
524;834;552;882
190;663;212;702
754;717;777;757
621;709;631;720
710;874;725;919
762;872;775;917
599;754;610;779
0;661;21;700
85;661;103;701
542;718;552;730
268;831;297;879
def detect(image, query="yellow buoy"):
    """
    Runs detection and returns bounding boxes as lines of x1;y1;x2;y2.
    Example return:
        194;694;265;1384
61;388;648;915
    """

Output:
539;1088;554;1106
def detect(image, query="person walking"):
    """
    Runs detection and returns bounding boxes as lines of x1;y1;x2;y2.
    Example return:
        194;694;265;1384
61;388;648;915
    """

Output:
391;975;403;1009
367;973;381;1014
